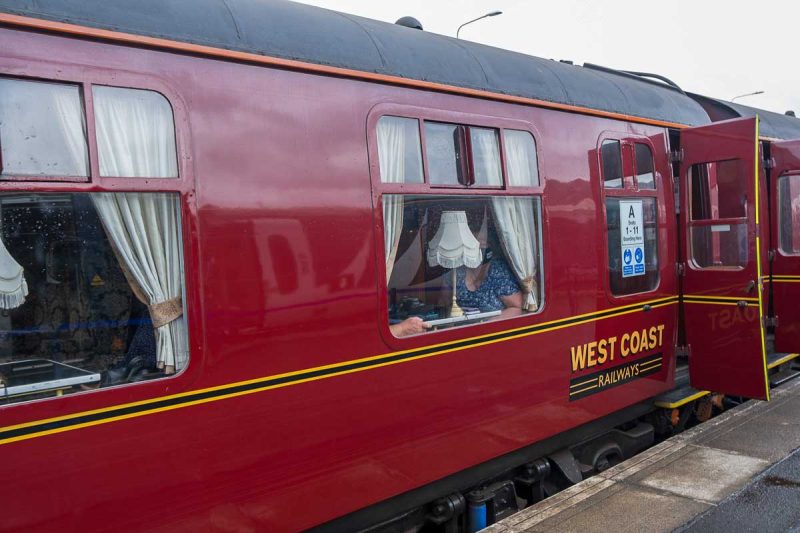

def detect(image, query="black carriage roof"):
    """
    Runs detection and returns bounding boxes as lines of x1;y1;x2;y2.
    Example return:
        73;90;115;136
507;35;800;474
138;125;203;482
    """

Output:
688;93;800;140
0;0;713;127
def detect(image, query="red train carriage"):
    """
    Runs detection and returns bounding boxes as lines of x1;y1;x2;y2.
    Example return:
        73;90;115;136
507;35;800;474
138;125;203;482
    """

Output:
0;1;798;531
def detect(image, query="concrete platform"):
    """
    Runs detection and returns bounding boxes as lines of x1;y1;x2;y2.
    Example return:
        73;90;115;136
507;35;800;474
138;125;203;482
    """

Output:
488;378;800;533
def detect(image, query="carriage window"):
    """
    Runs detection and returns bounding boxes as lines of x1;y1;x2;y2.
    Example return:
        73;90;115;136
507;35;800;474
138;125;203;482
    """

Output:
690;160;747;220
383;195;543;337
635;143;655;190
93;86;178;178
0;78;88;177
504;129;539;187
425;122;468;186
778;174;800;255
601;140;623;189
377;116;423;184
0;192;187;405
689;161;747;268
470;127;502;186
606;198;659;295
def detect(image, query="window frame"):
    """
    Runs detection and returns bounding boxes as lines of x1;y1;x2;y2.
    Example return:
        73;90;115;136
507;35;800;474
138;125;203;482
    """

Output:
685;159;749;271
0;61;197;411
777;171;800;257
367;103;546;349
0;75;91;183
0;72;188;191
597;133;663;300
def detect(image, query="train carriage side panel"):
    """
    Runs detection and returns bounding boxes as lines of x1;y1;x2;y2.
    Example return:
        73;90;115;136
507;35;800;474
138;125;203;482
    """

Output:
0;24;678;531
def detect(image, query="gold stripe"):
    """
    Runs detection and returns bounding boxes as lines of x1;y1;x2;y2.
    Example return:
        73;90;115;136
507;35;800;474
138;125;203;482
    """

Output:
767;279;800;283
569;383;599;396
755;116;771;401
639;363;662;372
683;294;759;302
570;377;599;389
767;352;800;370
684;300;749;307
756;117;771;400
654;390;710;409
0;297;679;442
638;359;663;369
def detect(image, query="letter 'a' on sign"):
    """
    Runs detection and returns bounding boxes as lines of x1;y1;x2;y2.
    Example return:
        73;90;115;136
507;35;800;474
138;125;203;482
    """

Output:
619;199;645;278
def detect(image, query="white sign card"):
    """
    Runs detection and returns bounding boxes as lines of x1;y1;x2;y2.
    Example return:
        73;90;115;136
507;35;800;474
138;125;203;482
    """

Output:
619;200;645;278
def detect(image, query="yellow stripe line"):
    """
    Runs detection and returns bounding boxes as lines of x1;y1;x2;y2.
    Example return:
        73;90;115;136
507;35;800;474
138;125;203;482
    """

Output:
683;300;748;307
639;363;662;372
569;377;599;389
683;294;759;302
0;297;680;441
766;279;800;283
639;359;663;369
569;383;599;396
767;353;800;370
654;390;710;409
755;116;771;401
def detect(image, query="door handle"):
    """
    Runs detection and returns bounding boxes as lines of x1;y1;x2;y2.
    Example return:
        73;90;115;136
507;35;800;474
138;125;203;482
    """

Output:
737;300;748;308
746;280;756;293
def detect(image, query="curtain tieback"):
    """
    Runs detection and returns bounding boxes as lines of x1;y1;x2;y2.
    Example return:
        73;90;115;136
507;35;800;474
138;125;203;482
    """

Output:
149;297;183;328
520;276;535;294
520;276;536;311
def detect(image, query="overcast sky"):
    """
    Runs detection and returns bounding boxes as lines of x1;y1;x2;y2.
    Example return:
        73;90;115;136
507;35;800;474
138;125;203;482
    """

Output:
298;0;799;116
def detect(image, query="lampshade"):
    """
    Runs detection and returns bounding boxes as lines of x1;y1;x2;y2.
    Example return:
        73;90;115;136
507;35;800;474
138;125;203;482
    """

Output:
427;211;482;269
0;234;27;309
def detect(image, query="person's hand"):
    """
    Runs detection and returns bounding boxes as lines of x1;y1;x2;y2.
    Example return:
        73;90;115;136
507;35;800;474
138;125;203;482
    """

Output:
390;316;431;337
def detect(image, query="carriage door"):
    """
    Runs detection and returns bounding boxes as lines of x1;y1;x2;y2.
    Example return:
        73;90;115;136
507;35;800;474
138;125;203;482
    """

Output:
770;138;800;352
679;117;770;400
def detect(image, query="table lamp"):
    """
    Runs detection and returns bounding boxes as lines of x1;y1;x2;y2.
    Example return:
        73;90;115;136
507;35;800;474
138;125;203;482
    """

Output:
427;211;482;317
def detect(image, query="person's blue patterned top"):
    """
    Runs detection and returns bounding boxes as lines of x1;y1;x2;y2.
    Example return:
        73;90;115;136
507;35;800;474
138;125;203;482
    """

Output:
451;257;521;312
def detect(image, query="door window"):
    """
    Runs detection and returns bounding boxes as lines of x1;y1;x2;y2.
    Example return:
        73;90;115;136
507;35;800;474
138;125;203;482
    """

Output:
689;160;748;268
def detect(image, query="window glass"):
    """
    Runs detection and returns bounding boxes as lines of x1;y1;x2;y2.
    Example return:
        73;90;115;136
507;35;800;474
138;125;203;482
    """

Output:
469;127;502;186
690;222;748;268
93;86;178;178
690;160;746;220
0;192;187;405
377;116;423;184
425;122;467;186
606;197;659;295
601;140;623;188
384;194;542;337
635;143;655;190
503;129;539;187
0;78;88;177
778;174;800;254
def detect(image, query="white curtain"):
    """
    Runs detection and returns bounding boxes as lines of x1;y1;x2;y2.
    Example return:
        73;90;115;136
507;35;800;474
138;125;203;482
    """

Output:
377;117;407;280
492;197;539;310
471;128;502;186
491;130;540;309
93;86;178;178
503;130;539;187
0;211;28;309
93;193;187;372
91;85;185;371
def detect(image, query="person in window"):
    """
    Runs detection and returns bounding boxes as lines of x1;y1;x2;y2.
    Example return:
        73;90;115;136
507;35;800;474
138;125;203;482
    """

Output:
390;231;523;337
452;246;523;316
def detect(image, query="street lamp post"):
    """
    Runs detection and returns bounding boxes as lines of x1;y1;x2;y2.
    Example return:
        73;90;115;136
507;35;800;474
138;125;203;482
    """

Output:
731;90;765;102
456;11;502;39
